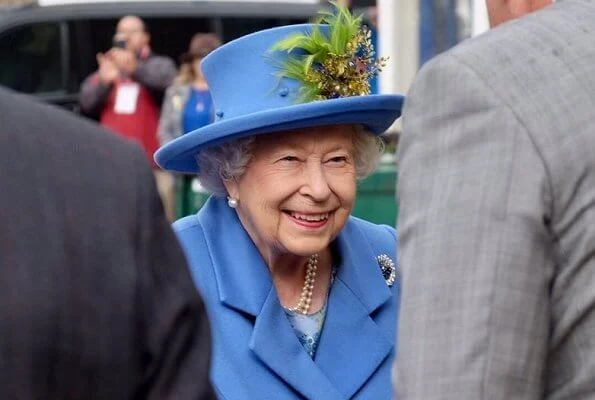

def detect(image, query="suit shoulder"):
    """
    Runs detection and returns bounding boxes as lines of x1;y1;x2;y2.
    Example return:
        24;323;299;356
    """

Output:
431;2;595;80
165;83;190;98
165;82;185;94
1;87;140;159
145;53;176;67
0;87;150;193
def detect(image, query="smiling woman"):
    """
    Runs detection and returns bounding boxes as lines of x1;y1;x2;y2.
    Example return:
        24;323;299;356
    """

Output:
222;125;360;270
154;3;405;399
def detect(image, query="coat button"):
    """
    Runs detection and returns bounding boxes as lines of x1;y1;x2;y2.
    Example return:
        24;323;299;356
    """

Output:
215;110;224;119
279;87;289;97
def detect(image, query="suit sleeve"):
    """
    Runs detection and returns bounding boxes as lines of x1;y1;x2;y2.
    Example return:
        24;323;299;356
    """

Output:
132;148;215;400
79;72;111;118
394;54;553;399
133;55;177;92
158;85;179;146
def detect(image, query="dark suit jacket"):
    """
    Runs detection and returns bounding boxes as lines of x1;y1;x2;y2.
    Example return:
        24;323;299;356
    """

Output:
0;86;214;400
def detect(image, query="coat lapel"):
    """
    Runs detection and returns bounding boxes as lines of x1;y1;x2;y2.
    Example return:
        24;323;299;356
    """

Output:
314;220;395;399
250;287;345;400
198;197;271;316
199;198;344;399
199;199;395;399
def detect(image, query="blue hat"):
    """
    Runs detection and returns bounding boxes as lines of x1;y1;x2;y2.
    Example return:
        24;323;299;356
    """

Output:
155;23;404;173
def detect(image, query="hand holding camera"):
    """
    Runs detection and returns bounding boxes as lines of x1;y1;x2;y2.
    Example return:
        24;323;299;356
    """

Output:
96;35;138;85
96;53;119;86
108;48;138;76
110;34;138;74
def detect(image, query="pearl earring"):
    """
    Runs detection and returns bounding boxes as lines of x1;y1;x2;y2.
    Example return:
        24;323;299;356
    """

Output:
227;197;238;208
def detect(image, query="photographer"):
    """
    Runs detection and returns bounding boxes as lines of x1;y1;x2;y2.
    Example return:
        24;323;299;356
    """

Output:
79;15;176;217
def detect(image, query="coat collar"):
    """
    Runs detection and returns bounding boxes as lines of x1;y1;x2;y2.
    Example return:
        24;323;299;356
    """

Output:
198;197;395;398
197;197;272;316
313;221;394;398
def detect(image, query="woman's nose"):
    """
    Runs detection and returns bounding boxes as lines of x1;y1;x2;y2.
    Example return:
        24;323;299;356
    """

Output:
299;161;331;201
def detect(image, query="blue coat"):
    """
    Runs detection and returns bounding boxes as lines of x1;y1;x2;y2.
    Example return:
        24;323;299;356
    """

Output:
174;197;400;399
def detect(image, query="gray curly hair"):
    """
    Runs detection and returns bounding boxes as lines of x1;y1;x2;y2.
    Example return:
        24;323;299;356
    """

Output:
195;125;384;196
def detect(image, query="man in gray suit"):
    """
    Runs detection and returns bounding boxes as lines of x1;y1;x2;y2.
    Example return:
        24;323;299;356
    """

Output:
0;86;214;399
395;0;595;398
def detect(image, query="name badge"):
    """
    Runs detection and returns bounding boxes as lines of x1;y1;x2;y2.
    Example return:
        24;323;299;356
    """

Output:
114;83;140;114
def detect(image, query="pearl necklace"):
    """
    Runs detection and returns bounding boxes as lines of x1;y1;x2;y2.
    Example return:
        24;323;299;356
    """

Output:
287;254;319;315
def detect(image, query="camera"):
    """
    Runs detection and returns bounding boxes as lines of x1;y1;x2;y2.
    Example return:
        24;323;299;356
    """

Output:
112;38;127;49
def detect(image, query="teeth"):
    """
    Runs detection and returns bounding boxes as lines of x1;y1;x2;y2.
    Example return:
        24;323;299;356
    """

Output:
290;212;329;222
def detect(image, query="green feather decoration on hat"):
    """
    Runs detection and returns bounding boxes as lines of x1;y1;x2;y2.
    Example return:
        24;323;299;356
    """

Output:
270;1;388;103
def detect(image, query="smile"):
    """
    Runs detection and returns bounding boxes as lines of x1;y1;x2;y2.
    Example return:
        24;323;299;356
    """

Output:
284;211;331;229
289;212;329;222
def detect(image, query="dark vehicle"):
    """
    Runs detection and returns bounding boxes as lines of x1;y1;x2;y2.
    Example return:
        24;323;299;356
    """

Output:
0;0;399;227
0;0;320;113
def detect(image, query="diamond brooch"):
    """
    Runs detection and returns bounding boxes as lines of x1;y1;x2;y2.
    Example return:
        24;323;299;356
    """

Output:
377;254;397;287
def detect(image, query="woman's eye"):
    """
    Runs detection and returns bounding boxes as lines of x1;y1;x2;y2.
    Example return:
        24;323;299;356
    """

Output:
327;156;348;164
280;156;299;162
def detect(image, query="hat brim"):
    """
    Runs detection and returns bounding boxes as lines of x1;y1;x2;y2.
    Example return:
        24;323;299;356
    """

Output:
155;94;404;173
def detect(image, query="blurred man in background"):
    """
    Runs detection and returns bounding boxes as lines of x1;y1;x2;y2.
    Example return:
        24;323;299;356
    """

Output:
396;0;595;398
0;86;214;399
80;15;177;220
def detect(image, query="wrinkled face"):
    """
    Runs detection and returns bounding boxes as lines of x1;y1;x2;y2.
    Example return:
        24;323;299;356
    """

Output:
225;125;357;258
116;16;149;54
486;0;553;27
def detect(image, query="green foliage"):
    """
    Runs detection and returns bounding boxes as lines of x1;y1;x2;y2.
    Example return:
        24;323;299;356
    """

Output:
270;1;365;103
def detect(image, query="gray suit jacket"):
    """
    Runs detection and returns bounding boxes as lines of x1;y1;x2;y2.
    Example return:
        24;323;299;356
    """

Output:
395;1;595;399
0;86;214;399
158;83;191;145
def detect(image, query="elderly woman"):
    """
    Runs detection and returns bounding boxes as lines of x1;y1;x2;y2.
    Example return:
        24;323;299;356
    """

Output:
155;5;404;400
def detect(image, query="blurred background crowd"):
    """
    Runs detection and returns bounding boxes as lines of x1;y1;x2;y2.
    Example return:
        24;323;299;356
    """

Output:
0;0;489;226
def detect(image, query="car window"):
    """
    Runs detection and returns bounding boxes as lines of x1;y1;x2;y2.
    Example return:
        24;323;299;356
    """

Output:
0;22;63;94
71;15;310;84
70;16;215;81
0;12;312;108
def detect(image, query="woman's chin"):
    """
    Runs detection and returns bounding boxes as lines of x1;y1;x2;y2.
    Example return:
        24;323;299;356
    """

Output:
279;238;330;257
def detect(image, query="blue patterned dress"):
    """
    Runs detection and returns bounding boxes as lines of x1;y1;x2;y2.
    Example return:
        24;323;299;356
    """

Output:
284;303;328;358
284;268;337;358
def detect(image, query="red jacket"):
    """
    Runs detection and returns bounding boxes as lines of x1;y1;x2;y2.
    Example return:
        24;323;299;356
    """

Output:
79;52;177;168
100;78;160;168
